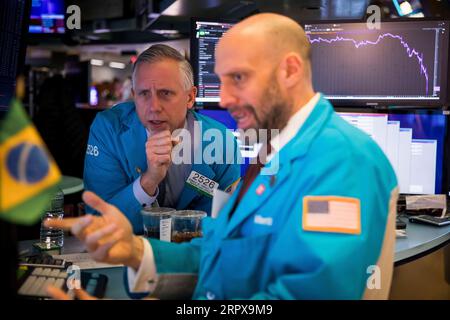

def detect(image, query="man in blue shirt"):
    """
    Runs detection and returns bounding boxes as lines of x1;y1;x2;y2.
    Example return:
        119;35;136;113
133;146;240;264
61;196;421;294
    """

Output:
84;44;241;233
48;13;397;300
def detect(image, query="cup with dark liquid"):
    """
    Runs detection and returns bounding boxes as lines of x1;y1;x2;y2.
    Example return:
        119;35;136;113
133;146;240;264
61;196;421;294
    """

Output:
141;207;175;241
171;210;207;243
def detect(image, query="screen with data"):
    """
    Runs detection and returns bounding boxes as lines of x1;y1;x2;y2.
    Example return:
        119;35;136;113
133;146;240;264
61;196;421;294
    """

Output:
338;111;446;194
191;19;236;108
304;20;450;106
29;0;65;34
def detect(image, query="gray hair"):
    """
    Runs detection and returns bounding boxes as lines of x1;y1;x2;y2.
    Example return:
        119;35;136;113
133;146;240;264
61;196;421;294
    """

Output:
132;44;194;91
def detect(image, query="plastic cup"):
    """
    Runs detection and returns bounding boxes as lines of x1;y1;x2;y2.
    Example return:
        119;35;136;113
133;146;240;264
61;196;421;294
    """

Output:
171;210;207;243
141;207;175;241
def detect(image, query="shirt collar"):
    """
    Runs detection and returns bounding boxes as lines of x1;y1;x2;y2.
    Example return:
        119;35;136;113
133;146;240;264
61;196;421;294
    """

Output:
268;92;320;161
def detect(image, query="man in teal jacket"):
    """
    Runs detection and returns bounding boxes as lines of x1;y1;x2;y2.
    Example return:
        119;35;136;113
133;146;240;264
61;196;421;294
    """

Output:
48;13;398;299
84;44;241;234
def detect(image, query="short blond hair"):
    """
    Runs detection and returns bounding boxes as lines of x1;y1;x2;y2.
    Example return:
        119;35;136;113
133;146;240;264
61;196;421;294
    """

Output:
132;44;194;90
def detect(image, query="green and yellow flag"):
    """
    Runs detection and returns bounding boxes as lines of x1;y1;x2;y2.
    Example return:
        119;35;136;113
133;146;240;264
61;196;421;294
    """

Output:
0;98;61;225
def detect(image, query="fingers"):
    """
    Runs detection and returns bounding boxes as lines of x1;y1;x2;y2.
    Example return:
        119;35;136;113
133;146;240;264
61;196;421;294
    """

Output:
155;154;171;166
45;215;94;237
151;145;172;155
82;191;118;218
148;130;182;147
44;217;81;231
46;285;96;300
91;229;124;262
74;288;97;300
146;144;171;166
85;223;118;252
146;130;175;168
171;136;181;146
149;129;171;139
45;215;97;243
147;130;171;145
147;131;173;150
82;191;105;212
146;139;172;152
47;285;72;300
71;215;94;238
148;138;172;148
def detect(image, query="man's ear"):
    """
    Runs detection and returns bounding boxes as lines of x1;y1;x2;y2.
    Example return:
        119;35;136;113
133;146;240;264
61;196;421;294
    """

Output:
279;53;303;89
186;86;197;110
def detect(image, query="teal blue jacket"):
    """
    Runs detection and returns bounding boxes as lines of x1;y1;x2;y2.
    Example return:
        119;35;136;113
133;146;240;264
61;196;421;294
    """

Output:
84;102;241;234
131;95;398;299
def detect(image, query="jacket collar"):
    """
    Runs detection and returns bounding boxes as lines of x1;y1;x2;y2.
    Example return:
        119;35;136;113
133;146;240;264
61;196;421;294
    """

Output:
223;94;335;236
119;104;147;178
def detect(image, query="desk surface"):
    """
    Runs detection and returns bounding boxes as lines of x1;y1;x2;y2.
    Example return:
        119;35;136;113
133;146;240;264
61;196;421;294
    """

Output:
394;219;450;264
18;221;450;299
60;176;84;195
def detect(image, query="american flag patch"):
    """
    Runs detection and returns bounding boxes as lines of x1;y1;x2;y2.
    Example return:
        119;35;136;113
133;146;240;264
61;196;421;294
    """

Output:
302;196;361;234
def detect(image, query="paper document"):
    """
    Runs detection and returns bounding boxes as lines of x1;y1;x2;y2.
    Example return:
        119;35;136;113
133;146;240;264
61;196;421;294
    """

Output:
52;253;123;270
395;229;407;238
211;188;231;218
406;194;447;210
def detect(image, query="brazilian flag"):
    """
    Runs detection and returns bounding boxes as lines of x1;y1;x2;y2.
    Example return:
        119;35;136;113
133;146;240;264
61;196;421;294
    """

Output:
0;99;61;225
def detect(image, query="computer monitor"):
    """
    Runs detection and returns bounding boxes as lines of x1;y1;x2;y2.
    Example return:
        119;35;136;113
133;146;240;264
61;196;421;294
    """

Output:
190;18;236;109
337;110;447;195
197;109;237;130
29;0;65;34
303;19;450;107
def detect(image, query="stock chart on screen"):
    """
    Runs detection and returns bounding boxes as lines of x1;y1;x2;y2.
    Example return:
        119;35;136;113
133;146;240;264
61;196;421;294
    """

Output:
191;19;236;107
304;20;450;106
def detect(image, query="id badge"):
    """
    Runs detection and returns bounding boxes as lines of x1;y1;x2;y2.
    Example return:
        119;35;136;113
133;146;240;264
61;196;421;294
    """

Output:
186;171;219;197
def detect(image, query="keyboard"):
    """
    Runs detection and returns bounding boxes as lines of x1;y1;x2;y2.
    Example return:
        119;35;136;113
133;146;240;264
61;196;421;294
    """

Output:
17;255;108;299
409;215;450;227
20;255;67;269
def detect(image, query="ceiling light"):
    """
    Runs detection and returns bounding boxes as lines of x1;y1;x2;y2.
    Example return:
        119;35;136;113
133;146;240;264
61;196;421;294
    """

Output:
90;59;104;66
109;61;126;69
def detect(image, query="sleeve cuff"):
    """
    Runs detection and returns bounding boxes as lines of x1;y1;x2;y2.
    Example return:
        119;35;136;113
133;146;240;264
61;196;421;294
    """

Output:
127;237;158;293
133;176;158;207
